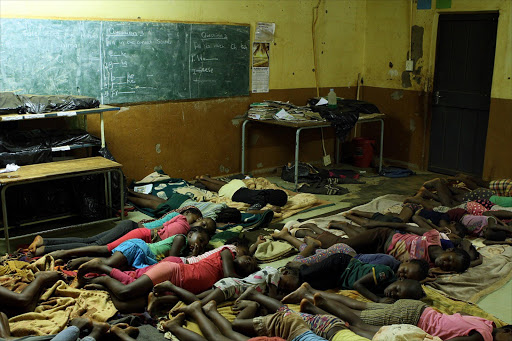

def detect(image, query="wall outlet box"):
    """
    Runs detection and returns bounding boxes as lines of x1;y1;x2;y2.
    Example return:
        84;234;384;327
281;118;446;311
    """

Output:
323;154;332;166
405;59;414;71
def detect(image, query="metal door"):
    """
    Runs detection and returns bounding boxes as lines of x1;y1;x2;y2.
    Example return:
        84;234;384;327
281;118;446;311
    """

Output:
429;13;498;176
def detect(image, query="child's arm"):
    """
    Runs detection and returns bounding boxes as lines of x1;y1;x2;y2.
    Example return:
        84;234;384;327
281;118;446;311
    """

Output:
165;235;186;257
221;249;240;278
352;273;393;303
470;253;483;267
249;235;266;255
362;220;411;229
444;333;484;341
366;215;431;235
483;240;512;245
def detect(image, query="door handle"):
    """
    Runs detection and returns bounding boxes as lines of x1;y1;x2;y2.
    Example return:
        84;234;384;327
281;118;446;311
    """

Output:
434;91;443;104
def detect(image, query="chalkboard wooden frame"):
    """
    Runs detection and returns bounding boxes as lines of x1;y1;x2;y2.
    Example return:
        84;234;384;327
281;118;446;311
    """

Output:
0;18;250;104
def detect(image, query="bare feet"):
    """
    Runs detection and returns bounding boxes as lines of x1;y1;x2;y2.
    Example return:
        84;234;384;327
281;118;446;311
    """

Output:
271;228;291;240
69;317;93;331
327;220;352;230
67;257;95;270
0;312;10;339
89;321;110;340
281;282;316;304
202;300;218;314
231;299;259;312
153;281;177;297
304;236;321;248
148;293;179;318
312;292;328;308
28;235;44;253
299;298;316;313
173;300;202;316
30;246;46;257
111;323;139;340
161;312;187;332
235;286;258;303
77;258;105;278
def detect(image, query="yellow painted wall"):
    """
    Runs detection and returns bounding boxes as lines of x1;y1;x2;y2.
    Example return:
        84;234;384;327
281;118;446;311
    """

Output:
0;0;366;181
3;0;510;179
364;0;512;99
362;0;512;178
1;0;366;90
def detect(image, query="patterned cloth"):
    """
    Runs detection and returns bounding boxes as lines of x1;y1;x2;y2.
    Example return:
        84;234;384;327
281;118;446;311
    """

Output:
461;188;495;202
214;266;280;300
373;324;442;341
360;299;427;326
488;179;512;197
279;306;345;340
294;243;356;265
254;311;311;341
466;200;494;216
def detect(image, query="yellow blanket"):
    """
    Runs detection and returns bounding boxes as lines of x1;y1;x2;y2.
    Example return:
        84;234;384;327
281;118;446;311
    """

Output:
3;256;118;337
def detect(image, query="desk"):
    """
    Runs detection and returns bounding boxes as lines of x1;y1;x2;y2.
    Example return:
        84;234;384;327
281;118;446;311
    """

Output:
241;113;385;190
0;157;124;253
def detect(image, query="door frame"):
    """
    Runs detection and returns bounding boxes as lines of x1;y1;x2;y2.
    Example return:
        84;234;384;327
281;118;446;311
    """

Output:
423;9;501;174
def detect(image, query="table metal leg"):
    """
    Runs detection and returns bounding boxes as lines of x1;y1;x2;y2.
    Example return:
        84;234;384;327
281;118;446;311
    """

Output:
1;186;10;253
241;120;249;175
295;128;304;191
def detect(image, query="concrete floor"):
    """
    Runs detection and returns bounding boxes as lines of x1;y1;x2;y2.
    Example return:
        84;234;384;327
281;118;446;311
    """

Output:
2;165;511;323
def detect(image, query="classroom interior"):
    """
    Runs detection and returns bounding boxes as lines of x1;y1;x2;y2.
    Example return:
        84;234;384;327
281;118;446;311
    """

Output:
1;0;512;340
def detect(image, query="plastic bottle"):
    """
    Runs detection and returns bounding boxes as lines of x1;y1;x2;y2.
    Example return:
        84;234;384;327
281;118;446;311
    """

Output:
327;88;337;108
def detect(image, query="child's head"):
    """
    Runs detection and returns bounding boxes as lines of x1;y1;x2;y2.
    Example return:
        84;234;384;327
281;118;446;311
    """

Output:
383;278;425;300
449;221;468;238
434;248;471;273
182;207;203;224
233;255;259;277
277;263;301;295
225;236;251;256
216;207;242;223
191;217;216;236
186;226;210;254
493;325;512;341
396;259;430;281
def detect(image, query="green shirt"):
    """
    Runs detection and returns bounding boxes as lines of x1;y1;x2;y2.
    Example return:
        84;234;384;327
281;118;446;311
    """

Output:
339;258;396;291
147;234;187;261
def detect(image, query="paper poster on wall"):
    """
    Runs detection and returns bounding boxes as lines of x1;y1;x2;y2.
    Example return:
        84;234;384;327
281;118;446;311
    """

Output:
252;42;270;93
255;22;275;42
252;42;270;67
252;68;269;93
417;0;431;10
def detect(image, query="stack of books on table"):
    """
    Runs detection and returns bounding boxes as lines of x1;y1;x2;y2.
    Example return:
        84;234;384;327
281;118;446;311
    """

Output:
247;101;324;122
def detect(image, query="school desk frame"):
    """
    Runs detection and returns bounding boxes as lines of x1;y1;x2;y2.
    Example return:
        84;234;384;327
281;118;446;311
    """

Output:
0;157;124;253
241;113;385;190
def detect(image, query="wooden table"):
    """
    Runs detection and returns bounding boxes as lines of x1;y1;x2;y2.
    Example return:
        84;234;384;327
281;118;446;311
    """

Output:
0;157;124;253
241;113;385;190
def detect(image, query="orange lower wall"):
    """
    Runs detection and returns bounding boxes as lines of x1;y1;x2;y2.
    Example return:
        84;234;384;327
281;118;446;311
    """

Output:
87;87;357;183
360;86;428;169
87;87;510;182
483;97;512;179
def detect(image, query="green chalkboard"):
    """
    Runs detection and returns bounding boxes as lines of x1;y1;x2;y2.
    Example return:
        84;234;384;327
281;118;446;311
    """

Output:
0;18;250;103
